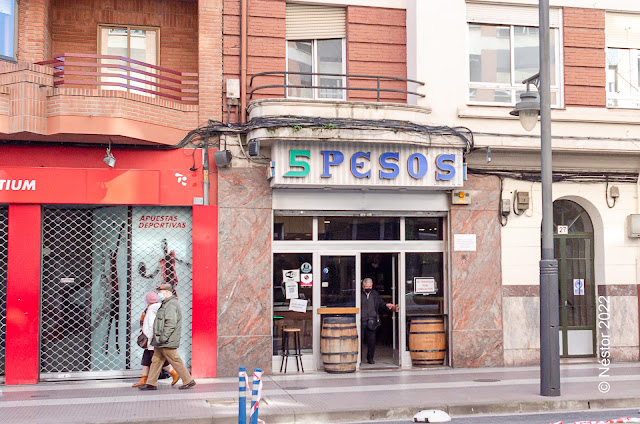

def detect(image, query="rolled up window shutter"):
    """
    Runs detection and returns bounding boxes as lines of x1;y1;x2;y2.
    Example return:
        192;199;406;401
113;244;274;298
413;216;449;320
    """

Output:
466;3;561;28
606;13;640;49
286;3;346;40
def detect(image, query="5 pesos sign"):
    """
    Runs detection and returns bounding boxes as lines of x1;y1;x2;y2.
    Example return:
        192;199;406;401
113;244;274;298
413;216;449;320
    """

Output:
272;144;463;189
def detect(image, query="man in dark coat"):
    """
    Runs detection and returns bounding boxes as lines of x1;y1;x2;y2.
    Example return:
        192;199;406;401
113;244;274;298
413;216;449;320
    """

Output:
360;277;395;364
139;283;196;390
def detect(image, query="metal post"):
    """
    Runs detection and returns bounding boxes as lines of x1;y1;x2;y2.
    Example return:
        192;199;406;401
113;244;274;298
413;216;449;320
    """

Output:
249;369;262;424
538;0;560;397
203;134;210;206
238;367;247;424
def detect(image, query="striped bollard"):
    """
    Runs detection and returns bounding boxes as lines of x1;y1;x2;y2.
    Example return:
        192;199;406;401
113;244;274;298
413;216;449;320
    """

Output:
238;367;248;424
249;368;263;424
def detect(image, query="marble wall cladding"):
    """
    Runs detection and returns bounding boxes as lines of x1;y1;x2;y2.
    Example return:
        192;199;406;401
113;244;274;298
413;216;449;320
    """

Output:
601;296;639;357
503;297;540;350
504;348;540;366
217;335;273;375
450;174;504;367
217;167;273;377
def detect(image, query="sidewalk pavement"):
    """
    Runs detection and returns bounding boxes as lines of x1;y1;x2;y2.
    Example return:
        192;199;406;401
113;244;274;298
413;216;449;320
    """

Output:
1;363;639;424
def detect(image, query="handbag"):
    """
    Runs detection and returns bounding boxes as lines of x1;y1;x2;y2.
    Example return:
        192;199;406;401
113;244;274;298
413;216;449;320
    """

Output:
136;306;149;349
367;317;380;331
136;330;148;349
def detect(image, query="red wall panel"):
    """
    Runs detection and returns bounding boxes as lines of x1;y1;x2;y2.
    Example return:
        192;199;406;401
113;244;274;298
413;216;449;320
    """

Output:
190;204;218;378
5;205;42;385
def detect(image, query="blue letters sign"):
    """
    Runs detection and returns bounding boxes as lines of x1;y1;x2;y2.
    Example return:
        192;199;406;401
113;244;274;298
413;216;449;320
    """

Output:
271;141;463;189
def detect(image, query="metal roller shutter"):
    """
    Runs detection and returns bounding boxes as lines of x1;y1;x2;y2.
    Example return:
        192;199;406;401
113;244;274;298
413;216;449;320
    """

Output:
40;205;193;379
0;206;7;376
286;3;346;40
606;12;640;49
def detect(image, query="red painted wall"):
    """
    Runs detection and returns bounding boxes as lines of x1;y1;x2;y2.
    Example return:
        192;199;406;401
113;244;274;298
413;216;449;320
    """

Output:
5;205;42;384
191;205;218;378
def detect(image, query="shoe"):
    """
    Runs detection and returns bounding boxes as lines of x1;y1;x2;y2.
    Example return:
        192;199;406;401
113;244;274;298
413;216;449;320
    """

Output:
132;375;147;387
138;384;157;391
169;369;179;386
179;380;196;390
367;359;375;364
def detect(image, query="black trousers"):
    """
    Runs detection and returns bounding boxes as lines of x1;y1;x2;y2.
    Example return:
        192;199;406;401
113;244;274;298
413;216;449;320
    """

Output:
361;323;377;362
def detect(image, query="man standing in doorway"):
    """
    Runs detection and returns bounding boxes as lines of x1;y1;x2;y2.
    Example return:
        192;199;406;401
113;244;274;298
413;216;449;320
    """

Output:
139;283;196;390
361;277;396;364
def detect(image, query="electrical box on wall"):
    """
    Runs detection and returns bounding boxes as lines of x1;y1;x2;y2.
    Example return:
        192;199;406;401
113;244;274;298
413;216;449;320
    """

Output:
515;191;530;213
451;190;470;205
501;198;511;217
627;214;640;237
226;79;240;99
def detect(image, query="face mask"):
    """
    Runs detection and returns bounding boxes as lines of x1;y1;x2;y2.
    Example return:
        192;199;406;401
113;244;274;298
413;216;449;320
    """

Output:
157;292;164;301
364;289;372;294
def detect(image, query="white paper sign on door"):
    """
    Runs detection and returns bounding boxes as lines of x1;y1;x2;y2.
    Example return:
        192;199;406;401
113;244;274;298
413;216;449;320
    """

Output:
573;279;585;295
283;269;300;283
289;298;308;313
285;281;299;299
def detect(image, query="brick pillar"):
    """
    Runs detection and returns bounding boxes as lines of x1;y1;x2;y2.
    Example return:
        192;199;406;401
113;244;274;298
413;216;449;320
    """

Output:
18;0;53;63
563;8;606;107
199;0;224;122
2;64;53;135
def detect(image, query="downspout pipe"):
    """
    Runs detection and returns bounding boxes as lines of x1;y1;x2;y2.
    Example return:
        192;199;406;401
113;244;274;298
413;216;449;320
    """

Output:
203;134;210;206
240;0;248;123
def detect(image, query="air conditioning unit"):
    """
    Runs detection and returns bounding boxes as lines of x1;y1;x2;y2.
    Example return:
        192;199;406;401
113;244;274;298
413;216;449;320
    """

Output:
627;214;640;238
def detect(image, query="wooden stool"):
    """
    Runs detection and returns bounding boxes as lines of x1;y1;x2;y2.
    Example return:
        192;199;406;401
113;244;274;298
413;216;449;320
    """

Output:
280;328;304;373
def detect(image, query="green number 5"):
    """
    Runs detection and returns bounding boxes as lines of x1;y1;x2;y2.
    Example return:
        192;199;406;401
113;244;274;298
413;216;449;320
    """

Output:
284;150;311;177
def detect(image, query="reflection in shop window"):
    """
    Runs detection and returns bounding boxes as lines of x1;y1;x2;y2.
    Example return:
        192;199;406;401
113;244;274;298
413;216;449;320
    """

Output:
318;216;399;240
405;217;443;240
273;253;313;355
273;216;313;241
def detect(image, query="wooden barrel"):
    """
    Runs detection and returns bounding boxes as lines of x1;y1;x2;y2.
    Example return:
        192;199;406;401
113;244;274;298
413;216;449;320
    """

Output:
320;316;358;373
409;317;446;367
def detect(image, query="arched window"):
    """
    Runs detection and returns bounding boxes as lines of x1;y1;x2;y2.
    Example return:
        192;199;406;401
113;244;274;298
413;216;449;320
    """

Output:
553;199;593;234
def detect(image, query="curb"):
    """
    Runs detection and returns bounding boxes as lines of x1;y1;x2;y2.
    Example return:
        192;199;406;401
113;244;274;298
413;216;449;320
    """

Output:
88;397;640;424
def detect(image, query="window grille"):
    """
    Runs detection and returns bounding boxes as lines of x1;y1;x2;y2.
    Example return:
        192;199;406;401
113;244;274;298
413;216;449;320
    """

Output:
40;205;193;376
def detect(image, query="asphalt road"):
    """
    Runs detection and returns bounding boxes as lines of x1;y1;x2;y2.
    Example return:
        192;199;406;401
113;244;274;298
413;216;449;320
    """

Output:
348;408;640;424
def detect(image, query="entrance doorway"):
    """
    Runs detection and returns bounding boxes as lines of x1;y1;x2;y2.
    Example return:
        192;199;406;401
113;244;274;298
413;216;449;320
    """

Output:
553;200;596;357
360;253;399;368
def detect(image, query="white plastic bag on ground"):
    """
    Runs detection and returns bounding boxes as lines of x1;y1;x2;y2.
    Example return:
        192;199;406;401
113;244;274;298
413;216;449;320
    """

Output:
413;409;451;423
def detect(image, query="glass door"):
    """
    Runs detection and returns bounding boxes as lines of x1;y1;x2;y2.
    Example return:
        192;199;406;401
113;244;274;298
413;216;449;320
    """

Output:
314;254;360;369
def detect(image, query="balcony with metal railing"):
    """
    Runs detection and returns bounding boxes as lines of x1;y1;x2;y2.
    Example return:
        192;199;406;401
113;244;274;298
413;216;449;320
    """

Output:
0;54;199;146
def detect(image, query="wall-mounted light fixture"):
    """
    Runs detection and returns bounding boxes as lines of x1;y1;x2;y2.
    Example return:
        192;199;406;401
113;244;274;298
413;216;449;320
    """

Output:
103;143;116;168
214;150;232;168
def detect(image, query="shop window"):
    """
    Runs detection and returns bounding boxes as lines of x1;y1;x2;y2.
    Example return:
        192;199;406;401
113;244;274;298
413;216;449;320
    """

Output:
606;48;640;108
405;252;444;316
318;216;400;240
273;253;313;355
287;39;345;100
0;0;18;62
468;23;560;106
405;217;443;241
99;26;159;95
273;216;313;241
320;255;355;308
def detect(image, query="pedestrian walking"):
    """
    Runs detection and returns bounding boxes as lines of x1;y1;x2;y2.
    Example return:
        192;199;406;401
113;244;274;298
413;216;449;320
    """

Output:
138;284;196;390
360;277;396;364
132;291;178;387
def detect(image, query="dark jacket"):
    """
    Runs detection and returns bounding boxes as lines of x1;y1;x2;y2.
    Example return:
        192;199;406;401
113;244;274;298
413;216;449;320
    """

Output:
361;289;387;329
152;295;182;348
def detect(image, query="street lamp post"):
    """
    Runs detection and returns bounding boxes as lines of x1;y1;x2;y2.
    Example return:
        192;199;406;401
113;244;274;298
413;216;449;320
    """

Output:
509;0;561;397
